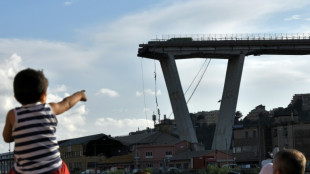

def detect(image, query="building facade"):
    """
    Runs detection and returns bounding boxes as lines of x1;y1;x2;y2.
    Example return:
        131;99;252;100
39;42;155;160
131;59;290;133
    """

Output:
0;152;14;174
195;110;219;126
170;150;234;170
232;126;260;164
271;120;310;159
59;133;130;173
130;132;191;172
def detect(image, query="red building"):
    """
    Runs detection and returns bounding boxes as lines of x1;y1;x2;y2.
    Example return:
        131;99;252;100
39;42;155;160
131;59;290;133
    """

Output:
170;150;234;170
132;132;190;172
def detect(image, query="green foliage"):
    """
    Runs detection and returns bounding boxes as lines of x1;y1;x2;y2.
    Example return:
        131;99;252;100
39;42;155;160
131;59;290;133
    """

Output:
145;168;152;173
206;164;234;174
186;164;260;174
241;168;260;174
107;170;125;174
198;169;207;174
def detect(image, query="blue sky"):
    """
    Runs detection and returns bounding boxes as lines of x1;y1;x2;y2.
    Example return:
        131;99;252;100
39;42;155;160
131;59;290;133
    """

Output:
0;0;159;40
1;0;310;153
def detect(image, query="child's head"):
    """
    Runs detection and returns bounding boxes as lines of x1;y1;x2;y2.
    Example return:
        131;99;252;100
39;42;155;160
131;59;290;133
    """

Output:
14;68;48;105
273;149;306;174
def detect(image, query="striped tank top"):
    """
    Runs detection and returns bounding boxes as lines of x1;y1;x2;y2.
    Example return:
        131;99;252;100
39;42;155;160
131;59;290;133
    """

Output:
12;103;62;174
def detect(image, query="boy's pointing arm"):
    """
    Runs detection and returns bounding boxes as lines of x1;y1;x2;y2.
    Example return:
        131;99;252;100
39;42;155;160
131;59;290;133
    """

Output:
50;90;87;115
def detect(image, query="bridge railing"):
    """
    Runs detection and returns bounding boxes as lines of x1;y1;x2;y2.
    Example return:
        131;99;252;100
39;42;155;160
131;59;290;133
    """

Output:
154;33;310;41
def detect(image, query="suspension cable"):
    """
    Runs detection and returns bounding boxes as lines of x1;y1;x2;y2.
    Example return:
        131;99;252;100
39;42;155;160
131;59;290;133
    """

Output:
186;59;211;103
168;58;211;118
140;58;148;127
184;59;208;95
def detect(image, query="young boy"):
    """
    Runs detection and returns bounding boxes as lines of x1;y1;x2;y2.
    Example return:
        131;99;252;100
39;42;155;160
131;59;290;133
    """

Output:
2;68;87;174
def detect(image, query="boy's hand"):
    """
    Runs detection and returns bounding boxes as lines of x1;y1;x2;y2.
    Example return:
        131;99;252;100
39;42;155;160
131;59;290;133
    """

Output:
80;90;87;102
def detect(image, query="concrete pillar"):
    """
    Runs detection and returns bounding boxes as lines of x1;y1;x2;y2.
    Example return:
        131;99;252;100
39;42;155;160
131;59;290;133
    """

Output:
159;54;198;144
212;54;245;150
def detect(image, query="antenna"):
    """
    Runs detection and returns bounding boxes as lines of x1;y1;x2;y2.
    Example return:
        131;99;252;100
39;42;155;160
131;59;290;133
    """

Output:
152;112;156;127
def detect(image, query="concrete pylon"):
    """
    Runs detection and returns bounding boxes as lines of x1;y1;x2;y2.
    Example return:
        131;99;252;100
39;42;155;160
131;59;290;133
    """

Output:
212;54;245;150
159;54;198;144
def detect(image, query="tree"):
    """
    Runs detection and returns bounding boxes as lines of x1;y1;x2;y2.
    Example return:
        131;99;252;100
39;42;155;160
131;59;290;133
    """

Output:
235;111;243;123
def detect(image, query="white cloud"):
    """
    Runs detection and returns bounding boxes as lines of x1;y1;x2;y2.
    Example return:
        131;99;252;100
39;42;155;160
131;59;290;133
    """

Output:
284;14;301;21
96;88;119;97
0;54;24;115
136;89;161;96
143;108;150;112
0;39;99;75
63;1;74;6
81;0;310;45
56;105;88;140
0;54;23;91
136;91;143;96
49;84;67;93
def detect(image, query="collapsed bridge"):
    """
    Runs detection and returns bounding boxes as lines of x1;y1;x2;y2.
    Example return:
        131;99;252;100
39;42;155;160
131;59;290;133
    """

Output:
137;34;310;150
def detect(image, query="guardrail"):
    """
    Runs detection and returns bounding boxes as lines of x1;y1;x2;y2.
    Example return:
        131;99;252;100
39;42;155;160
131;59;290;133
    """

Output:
153;33;310;41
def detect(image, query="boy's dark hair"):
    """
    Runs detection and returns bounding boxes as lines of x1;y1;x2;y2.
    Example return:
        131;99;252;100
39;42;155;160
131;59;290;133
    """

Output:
14;68;48;105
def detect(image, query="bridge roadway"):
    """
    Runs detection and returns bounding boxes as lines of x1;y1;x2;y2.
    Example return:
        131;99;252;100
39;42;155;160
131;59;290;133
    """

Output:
139;38;310;58
137;37;310;151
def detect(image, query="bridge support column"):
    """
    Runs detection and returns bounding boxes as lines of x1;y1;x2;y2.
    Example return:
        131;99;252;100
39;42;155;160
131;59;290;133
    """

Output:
159;54;198;144
212;54;245;150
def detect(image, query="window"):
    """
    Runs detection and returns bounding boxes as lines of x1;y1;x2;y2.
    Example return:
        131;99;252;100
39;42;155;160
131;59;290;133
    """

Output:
253;130;257;138
245;131;248;138
146;163;153;167
183;163;189;170
283;127;288;137
134;152;140;159
165;151;172;157
242;146;252;152
235;147;241;153
146;152;153;158
273;129;278;137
